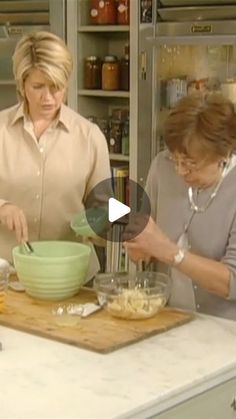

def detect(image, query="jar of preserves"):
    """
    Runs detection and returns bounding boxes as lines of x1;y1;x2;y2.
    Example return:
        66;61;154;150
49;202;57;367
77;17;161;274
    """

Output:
100;0;117;24
89;0;99;24
120;44;129;91
109;119;123;153
84;56;101;89
117;0;129;25
102;56;120;91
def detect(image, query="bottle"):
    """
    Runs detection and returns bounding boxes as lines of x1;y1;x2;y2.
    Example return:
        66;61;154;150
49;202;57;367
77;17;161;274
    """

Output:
102;56;120;91
122;118;129;155
120;44;129;91
97;117;110;142
117;0;129;25
109;119;123;153
84;56;101;89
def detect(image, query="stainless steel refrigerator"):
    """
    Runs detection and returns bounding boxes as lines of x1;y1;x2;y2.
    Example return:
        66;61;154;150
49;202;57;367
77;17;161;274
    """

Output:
139;0;236;170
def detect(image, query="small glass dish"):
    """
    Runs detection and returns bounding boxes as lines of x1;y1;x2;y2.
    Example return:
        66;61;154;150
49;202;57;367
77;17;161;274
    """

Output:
51;303;84;327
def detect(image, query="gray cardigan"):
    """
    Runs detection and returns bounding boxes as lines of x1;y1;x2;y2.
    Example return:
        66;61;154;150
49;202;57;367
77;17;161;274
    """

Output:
145;150;236;320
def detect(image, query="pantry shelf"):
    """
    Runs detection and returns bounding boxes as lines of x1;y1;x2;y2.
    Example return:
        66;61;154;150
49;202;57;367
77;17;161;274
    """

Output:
109;153;130;162
78;25;129;33
78;89;130;98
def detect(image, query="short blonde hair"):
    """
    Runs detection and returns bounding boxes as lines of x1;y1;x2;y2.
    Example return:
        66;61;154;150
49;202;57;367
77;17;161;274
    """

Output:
164;93;236;160
12;31;73;101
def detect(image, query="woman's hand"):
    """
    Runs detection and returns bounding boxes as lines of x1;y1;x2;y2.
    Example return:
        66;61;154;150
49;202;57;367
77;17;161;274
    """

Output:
0;203;28;242
123;216;177;264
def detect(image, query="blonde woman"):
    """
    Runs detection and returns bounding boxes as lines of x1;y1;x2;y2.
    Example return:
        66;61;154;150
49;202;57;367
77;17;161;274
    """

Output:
0;31;111;279
125;93;236;319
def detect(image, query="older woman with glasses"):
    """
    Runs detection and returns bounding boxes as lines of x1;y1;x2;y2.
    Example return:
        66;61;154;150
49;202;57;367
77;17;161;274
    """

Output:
124;93;236;320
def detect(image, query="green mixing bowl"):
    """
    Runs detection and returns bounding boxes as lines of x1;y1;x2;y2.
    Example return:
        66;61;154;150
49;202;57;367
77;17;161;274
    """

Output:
12;241;91;301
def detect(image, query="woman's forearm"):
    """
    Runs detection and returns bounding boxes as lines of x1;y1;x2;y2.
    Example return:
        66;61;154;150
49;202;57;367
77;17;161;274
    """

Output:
178;251;230;298
156;242;231;298
125;216;231;299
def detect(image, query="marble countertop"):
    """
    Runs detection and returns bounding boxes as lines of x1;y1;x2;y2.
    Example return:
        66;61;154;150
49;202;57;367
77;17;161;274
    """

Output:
1;314;236;419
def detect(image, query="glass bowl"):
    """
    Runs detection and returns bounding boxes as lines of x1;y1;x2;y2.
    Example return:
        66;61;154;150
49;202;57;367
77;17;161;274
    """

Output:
51;303;84;327
93;271;171;320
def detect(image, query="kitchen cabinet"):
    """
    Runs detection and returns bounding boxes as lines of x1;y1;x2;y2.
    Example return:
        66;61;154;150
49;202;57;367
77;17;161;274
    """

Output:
67;1;155;271
67;0;131;164
156;377;236;419
67;0;154;188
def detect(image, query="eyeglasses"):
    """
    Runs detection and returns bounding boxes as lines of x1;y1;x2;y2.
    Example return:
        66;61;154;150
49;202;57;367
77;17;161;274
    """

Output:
168;153;205;172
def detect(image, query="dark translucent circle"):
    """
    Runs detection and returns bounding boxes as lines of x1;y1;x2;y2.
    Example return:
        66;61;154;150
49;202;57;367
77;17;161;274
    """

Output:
71;177;151;243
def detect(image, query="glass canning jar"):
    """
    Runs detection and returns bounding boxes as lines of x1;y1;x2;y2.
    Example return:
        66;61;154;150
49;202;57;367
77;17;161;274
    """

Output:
117;0;129;25
102;56;120;91
100;0;117;24
89;0;100;24
84;56;101;89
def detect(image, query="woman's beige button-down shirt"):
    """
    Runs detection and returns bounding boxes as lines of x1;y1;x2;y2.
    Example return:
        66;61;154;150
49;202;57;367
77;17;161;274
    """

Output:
0;103;111;278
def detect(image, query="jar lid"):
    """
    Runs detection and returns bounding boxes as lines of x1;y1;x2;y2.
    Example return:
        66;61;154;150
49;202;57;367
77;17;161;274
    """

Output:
104;55;118;63
97;117;109;124
111;119;123;124
86;115;97;123
85;56;100;61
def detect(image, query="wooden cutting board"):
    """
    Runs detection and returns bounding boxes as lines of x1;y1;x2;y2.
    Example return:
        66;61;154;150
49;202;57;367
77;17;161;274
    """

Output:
0;288;194;354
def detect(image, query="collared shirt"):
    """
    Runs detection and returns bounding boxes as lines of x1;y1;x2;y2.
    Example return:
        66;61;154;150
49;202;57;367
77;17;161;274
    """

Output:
145;150;236;320
0;103;111;279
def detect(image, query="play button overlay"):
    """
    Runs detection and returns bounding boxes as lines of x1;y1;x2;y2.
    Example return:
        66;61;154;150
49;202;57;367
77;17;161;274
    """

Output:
108;198;131;222
71;177;151;242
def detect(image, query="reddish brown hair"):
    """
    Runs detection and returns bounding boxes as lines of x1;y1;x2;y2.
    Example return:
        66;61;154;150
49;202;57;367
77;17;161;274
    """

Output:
164;93;236;160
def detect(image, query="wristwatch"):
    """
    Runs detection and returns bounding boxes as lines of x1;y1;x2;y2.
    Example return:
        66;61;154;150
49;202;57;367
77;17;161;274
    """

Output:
173;248;186;266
